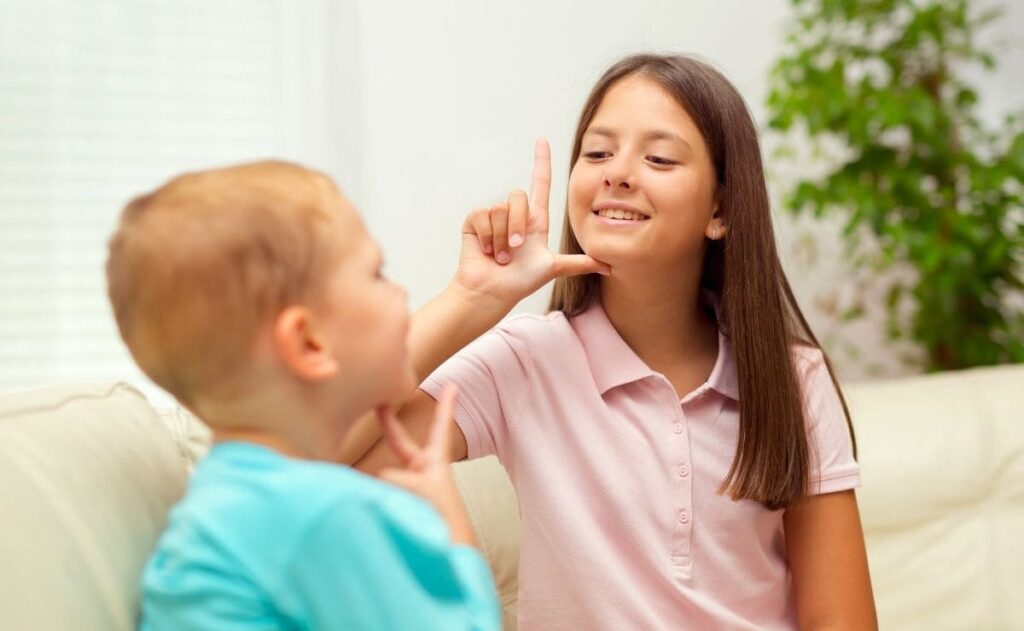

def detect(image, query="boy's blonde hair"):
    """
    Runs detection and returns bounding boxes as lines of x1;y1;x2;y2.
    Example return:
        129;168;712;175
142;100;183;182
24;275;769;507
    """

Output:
107;160;342;405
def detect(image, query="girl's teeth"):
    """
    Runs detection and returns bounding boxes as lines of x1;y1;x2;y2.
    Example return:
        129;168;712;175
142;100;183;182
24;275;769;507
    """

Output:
596;208;646;220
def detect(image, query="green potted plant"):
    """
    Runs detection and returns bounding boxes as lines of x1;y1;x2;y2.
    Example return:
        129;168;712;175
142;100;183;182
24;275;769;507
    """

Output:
767;0;1024;371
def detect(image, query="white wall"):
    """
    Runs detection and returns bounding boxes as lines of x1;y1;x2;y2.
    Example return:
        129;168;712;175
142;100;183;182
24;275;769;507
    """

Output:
1;0;1021;392
352;0;790;313
349;0;1024;381
0;0;361;396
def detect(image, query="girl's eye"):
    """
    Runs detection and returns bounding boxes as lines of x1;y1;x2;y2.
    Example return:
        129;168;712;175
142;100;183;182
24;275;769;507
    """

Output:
582;151;611;160
647;155;677;166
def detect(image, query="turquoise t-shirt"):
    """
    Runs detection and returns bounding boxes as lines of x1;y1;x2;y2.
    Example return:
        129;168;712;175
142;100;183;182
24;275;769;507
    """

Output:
141;442;500;630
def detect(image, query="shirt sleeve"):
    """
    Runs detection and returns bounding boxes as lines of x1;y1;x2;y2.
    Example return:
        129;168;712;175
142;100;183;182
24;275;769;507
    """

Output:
286;496;501;631
796;347;861;495
420;323;532;464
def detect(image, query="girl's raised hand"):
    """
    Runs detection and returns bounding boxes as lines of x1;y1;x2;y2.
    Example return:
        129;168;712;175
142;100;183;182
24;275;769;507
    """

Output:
455;139;609;308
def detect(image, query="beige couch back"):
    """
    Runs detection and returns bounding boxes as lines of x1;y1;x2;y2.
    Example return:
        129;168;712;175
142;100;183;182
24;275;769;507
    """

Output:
847;365;1024;629
2;365;1022;630
0;384;196;630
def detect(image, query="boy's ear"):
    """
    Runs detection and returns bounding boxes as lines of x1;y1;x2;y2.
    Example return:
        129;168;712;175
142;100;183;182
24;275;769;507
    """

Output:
272;306;338;382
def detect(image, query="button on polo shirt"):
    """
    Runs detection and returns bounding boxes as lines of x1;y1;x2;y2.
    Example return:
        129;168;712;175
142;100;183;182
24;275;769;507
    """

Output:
422;302;860;631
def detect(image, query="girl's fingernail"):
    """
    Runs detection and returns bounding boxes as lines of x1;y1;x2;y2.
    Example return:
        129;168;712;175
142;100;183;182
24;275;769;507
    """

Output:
496;251;510;264
598;268;611;277
509;233;524;247
483;243;493;254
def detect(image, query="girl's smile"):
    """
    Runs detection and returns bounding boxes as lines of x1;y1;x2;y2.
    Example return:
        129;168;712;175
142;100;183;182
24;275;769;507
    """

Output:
591;200;651;225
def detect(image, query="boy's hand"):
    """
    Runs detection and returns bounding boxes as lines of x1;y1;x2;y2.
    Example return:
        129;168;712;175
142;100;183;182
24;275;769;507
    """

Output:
455;139;610;310
376;386;476;546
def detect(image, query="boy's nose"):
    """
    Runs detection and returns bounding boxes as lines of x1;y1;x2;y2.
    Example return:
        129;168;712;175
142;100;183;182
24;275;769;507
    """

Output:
391;281;408;304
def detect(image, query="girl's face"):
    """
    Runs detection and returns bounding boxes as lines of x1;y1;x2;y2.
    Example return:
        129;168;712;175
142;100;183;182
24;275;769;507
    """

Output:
567;74;719;271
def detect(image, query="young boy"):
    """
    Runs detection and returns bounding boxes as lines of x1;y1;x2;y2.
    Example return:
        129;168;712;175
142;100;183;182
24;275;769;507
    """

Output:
106;161;500;630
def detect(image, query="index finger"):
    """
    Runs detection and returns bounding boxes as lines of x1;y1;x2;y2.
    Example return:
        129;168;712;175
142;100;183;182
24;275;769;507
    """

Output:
529;138;552;215
377;405;420;466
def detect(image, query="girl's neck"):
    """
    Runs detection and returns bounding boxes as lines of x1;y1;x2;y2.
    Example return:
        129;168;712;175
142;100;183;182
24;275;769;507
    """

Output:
598;264;718;371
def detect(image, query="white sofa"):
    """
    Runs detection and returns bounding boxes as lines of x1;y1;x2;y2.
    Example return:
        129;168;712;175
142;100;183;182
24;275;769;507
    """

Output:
1;365;1022;630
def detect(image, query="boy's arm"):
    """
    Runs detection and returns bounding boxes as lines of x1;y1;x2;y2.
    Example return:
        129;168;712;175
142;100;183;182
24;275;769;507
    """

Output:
374;386;476;545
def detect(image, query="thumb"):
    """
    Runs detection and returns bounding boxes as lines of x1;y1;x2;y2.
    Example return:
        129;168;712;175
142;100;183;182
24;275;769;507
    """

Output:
551;253;611;279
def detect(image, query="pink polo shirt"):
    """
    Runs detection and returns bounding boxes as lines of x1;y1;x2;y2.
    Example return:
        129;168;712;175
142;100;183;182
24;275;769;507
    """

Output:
421;302;860;630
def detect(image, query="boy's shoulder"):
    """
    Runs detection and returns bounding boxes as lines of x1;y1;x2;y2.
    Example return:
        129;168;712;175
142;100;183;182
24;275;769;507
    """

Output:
178;443;441;542
142;444;461;628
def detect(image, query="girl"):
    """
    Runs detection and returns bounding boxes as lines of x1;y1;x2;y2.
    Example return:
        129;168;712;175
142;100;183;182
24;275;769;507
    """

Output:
351;53;876;630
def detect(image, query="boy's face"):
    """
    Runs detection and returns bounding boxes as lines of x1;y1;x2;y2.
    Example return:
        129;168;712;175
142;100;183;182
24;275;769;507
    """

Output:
317;191;417;418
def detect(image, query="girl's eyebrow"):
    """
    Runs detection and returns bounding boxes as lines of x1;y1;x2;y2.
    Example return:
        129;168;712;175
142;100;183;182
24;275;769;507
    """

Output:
585;126;693;153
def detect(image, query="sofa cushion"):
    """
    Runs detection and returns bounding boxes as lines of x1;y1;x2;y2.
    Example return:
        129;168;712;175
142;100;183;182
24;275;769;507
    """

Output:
453;456;521;630
0;382;190;631
847;364;1024;630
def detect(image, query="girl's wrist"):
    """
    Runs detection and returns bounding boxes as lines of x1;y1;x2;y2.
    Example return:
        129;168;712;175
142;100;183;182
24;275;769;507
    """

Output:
444;280;516;324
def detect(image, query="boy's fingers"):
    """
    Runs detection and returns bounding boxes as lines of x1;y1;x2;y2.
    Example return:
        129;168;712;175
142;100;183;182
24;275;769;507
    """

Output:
427;385;458;462
379;468;419;491
376;405;420;465
551;253;611;279
490;202;510;264
529;139;552;233
507;189;528;249
464;208;494;255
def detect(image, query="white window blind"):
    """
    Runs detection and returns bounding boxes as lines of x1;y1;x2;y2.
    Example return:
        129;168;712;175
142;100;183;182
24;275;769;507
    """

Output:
0;0;355;398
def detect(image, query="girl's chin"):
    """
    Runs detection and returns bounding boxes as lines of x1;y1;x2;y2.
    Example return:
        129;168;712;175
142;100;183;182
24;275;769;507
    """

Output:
578;239;643;268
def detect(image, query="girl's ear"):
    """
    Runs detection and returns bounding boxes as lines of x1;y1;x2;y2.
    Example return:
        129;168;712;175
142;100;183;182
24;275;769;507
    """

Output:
272;306;338;382
705;201;728;240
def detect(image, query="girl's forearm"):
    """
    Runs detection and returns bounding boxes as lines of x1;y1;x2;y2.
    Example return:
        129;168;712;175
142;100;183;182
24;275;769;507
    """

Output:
408;281;514;384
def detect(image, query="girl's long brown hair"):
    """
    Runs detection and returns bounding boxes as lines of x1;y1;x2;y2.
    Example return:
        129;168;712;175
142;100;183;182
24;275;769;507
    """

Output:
549;53;855;510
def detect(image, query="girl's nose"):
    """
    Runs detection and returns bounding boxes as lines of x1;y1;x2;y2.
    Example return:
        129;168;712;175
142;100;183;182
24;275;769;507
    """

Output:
602;158;633;190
